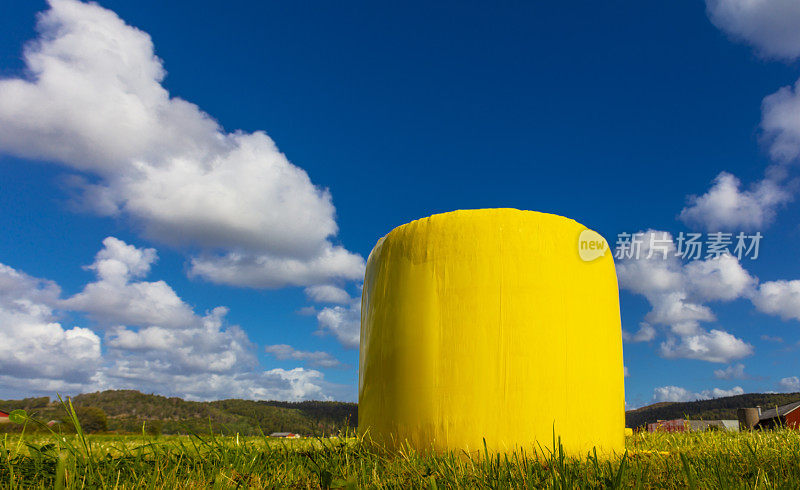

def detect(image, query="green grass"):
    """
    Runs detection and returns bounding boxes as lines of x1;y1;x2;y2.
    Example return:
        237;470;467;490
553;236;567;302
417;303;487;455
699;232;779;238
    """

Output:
3;429;800;488
3;404;800;488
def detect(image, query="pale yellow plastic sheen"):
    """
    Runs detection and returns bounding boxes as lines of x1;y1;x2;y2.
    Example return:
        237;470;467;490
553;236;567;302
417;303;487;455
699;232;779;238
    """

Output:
359;209;625;457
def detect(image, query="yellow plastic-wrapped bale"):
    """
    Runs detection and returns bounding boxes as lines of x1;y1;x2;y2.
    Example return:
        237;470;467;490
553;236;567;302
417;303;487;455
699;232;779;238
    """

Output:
359;209;624;457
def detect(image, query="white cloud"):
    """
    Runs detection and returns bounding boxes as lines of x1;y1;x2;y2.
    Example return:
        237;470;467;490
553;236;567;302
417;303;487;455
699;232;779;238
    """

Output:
63;237;196;328
82;240;337;400
316;301;361;349
0;375;99;400
105;306;257;375
0;262;61;307
684;253;757;301
652;386;695;402
0;263;101;388
60;239;357;398
751;280;800;321
189;247;364;289
706;386;746;398
265;344;343;368
689;2;800;238
660;329;753;363
679;172;791;231
296;306;318;316
779;376;800;391
0;0;364;289
714;363;747;380
622;323;656;343
96;365;334;402
617;231;754;363
0;238;348;401
617;231;753;329
761;334;784;343
616;233;711;335
620;235;800;361
762;79;800;163
653;384;744;402
624;366;629;377
706;0;800;60
304;285;353;304
646;292;716;337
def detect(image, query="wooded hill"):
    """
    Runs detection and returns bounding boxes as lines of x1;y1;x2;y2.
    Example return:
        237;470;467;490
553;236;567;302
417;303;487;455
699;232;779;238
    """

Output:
626;392;800;428
6;389;799;434
0;390;357;436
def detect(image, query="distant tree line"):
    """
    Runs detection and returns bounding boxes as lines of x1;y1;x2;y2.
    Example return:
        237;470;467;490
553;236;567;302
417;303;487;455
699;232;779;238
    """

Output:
626;392;800;428
1;390;357;436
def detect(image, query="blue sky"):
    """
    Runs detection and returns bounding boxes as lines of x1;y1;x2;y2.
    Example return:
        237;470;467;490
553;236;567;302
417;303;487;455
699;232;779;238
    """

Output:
0;0;799;406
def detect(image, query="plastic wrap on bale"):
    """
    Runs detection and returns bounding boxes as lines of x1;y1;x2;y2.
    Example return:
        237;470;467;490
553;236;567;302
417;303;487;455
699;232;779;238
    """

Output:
358;208;625;457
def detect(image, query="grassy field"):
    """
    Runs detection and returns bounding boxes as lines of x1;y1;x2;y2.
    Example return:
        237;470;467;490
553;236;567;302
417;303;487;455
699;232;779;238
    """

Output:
3;405;800;488
4;429;800;488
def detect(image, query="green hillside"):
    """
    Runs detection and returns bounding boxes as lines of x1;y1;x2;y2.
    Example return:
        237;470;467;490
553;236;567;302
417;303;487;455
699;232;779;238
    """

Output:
0;390;356;436
626;392;800;428
7;389;798;435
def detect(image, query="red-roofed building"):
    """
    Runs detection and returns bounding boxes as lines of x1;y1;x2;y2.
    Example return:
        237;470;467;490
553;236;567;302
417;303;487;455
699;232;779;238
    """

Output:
269;432;301;438
646;419;686;432
756;401;800;430
0;410;9;423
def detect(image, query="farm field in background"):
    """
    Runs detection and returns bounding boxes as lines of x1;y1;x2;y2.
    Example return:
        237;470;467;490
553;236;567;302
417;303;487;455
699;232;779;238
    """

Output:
3;429;800;488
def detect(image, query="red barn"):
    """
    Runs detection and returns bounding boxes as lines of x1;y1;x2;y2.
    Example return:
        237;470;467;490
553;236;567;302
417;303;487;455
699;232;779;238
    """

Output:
0;410;9;423
646;419;686;433
756;401;800;430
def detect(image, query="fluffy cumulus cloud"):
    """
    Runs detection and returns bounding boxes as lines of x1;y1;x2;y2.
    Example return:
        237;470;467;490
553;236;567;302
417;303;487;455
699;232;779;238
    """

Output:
0;264;101;392
86;239;344;399
652;386;696;403
189;250;364;290
779;376;800;392
763;80;800;164
287;283;362;349
105;305;257;377
706;0;800;60
660;330;753;363
619;229;800;365
265;344;344;368
0;0;364;289
616;231;756;329
714;363;747;380
304;285;353;305
316;301;361;349
99;364;333;402
684;2;800;234
0;238;346;401
751;280;800;321
653;385;744;403
617;230;754;362
679;172;791;231
64;237;196;328
622;323;656;343
683;253;758;301
301;285;362;348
